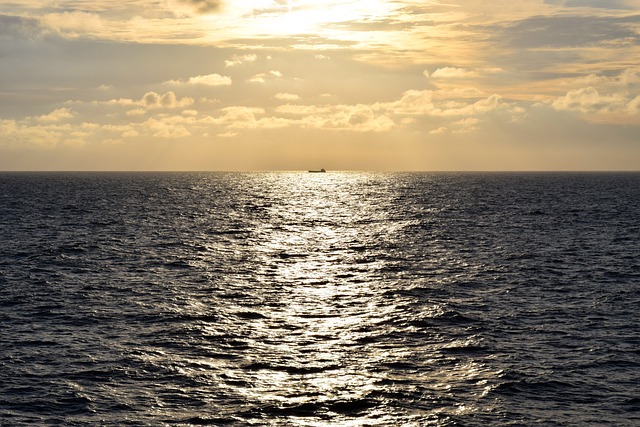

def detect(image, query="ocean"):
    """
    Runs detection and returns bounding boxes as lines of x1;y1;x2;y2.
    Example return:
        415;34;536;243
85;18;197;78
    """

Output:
1;172;639;426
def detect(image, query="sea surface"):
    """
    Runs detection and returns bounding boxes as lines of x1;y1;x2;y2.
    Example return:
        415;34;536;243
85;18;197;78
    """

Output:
1;172;639;426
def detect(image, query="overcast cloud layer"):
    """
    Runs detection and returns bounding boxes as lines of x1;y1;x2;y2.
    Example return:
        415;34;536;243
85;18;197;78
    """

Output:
1;0;639;170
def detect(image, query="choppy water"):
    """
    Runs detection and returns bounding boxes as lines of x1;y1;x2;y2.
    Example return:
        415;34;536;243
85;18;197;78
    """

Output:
1;172;639;426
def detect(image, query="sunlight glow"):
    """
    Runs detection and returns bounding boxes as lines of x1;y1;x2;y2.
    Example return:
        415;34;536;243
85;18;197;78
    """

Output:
203;0;395;41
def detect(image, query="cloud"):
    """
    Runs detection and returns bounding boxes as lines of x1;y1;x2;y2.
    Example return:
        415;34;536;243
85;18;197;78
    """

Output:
0;15;43;40
452;117;482;133
248;71;282;84
552;87;630;114
367;89;525;134
430;126;448;134
0;117;80;148
140;117;191;138
176;0;224;15
142;91;193;109
211;102;394;133
41;11;105;37
212;106;266;128
312;104;395;132
275;104;333;115
383;90;436;115
187;74;232;86
501;15;640;49
165;73;232;86
95;91;194;115
100;98;137;107
268;89;521;135
218;131;238;138
426;67;479;79
255;116;297;130
549;69;640;118
274;93;300;101
38;108;75;123
225;54;257;67
544;0;633;10
432;87;486;99
628;95;640;114
381;90;514;118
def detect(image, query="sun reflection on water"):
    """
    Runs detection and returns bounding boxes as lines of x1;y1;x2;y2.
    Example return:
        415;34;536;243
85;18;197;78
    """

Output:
232;173;394;422
196;172;498;424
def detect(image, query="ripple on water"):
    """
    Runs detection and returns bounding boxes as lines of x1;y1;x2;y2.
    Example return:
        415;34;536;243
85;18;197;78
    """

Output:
1;172;639;426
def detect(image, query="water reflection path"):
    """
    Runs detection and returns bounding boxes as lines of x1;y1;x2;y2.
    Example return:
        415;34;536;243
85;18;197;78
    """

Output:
194;173;497;425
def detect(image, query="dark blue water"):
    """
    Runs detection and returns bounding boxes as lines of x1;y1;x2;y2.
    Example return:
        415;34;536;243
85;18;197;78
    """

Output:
1;172;639;426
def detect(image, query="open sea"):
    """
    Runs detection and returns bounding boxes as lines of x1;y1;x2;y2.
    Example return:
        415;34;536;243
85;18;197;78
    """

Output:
0;171;639;426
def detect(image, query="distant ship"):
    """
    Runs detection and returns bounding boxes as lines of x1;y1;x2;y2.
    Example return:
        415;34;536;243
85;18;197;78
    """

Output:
308;168;326;173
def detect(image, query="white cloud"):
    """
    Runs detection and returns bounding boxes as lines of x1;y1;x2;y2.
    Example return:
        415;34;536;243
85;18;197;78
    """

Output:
283;103;395;132
558;69;640;93
432;87;486;99
274;93;300;101
189;74;232;86
385;90;436;115
255;116;296;129
452;117;482;133
318;104;395;132
0;118;78;148
249;70;282;83
140;117;191;138
620;68;640;86
208;101;394;133
435;94;516;118
270;89;520;134
100;98;137;107
225;54;257;67
380;90;511;117
38;108;75;123
552;87;628;114
548;68;640;124
95;92;194;116
218;131;238;138
275;104;332;115
427;67;479;79
143;91;194;109
546;68;640;121
248;75;266;83
165;73;232;86
430;126;448;134
212;106;266;128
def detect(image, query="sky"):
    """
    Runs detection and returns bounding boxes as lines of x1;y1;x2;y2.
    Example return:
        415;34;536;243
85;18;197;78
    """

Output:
1;0;639;171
